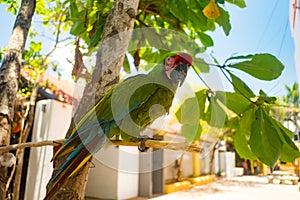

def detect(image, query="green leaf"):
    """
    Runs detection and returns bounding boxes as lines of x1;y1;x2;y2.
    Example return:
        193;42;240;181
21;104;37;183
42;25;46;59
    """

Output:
225;116;240;129
228;71;255;98
181;123;202;142
215;91;252;115
293;82;299;91
210;53;220;65
85;0;94;9
69;1;79;18
216;0;225;4
234;131;258;160
36;0;46;15
70;20;85;35
215;6;231;35
167;0;189;23
176;97;200;125
226;108;258;162
269;118;300;163
280;144;300;163
88;26;103;48
206;96;227;128
198;32;214;47
249;108;283;166
141;28;166;48
195;89;208;120
257;90;277;104
229;54;284;81
188;11;210;32
30;42;42;52
167;0;210;32
239;108;256;137
226;0;246;8
123;54;131;73
193;58;210;73
138;49;169;70
224;54;253;64
176;92;203;142
177;36;206;55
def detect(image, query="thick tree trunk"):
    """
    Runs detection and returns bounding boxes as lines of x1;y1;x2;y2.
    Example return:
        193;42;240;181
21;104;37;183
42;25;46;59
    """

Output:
46;0;139;199
0;0;36;199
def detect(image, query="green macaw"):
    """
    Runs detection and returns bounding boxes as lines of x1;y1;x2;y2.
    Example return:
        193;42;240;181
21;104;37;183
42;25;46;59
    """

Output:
44;52;193;199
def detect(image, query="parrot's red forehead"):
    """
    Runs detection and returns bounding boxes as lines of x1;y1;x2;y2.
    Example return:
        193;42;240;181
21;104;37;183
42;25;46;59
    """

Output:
175;53;193;66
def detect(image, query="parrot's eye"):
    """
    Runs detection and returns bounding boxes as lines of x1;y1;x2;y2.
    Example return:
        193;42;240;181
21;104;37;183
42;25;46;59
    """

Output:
165;56;175;68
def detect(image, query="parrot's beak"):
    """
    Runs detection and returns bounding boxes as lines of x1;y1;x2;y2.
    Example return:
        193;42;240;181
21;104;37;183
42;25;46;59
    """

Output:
170;63;188;87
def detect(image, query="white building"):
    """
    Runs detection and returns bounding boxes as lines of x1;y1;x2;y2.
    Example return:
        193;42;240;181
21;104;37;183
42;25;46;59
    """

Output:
290;0;300;79
289;0;300;141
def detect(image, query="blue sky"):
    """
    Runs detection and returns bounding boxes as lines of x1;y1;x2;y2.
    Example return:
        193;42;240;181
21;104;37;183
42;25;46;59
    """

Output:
0;6;14;48
0;0;298;97
209;0;297;96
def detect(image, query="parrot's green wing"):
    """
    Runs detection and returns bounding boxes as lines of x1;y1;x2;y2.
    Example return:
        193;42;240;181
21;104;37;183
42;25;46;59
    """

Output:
52;74;148;159
53;65;175;159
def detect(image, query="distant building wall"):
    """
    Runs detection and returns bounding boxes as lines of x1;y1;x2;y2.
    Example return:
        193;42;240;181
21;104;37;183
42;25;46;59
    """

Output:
290;0;300;80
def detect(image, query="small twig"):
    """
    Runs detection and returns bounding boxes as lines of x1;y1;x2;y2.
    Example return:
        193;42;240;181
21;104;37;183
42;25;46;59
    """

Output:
0;139;65;153
5;160;15;192
219;67;254;104
0;139;203;154
143;9;180;24
138;2;181;24
191;65;214;94
6;101;30;192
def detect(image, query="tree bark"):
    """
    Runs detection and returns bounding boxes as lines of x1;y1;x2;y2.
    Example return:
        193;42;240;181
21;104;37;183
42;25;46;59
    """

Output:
13;9;64;197
46;0;139;199
209;143;217;175
0;0;36;199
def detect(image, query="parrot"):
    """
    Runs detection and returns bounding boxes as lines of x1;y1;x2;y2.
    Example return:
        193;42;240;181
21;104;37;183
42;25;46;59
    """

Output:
44;52;193;199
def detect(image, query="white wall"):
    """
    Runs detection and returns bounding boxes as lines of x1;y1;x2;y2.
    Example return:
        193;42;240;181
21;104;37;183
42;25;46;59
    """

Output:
163;134;192;181
25;100;73;200
118;146;139;199
85;144;140;200
85;144;119;199
219;152;236;179
163;134;216;181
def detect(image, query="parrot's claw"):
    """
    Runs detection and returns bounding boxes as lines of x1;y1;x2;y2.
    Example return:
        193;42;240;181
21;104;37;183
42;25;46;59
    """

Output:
137;135;151;152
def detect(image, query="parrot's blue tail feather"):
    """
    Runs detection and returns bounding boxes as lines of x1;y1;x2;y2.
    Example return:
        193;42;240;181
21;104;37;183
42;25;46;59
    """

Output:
53;120;106;160
45;124;107;200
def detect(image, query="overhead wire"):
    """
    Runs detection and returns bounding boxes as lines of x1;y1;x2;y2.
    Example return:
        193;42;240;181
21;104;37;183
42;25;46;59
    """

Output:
256;0;279;51
278;19;289;57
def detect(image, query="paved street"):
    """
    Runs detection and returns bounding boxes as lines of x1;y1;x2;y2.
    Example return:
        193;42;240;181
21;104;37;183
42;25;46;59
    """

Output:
150;176;300;200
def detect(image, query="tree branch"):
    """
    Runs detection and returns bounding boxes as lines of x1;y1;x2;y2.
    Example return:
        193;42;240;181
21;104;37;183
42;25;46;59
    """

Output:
0;139;203;154
0;139;64;153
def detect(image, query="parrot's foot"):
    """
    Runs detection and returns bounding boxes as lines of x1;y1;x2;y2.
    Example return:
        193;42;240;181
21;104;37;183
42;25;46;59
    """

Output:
137;135;151;152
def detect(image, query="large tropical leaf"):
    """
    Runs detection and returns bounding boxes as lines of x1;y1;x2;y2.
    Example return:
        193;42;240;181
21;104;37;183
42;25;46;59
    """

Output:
228;54;284;81
215;91;252;115
249;108;283;166
228;71;255;98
